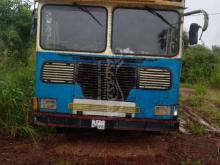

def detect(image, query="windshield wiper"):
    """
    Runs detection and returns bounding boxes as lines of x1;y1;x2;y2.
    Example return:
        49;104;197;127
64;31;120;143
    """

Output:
73;3;103;27
144;6;176;29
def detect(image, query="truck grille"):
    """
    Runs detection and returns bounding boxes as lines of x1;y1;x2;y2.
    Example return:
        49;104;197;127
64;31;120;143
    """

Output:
41;61;172;97
139;68;171;90
41;62;75;84
77;63;137;101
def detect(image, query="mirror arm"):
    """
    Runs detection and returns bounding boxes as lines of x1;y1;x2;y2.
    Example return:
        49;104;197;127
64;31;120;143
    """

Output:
183;10;209;40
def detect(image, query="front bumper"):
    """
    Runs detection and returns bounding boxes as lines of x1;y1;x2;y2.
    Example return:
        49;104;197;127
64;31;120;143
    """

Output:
34;112;179;132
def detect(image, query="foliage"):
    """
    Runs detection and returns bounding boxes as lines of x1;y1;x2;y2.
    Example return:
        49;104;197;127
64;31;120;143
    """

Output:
180;160;201;165
199;90;220;127
182;86;220;128
0;0;32;62
188;122;207;136
185;84;207;107
182;45;220;88
0;56;36;137
212;45;220;54
0;1;34;138
183;31;189;49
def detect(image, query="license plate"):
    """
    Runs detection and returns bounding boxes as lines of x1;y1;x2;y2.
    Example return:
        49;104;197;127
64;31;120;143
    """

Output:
91;120;105;130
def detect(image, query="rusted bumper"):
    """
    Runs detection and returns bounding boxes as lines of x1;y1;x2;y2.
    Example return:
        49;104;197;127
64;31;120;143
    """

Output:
34;112;179;132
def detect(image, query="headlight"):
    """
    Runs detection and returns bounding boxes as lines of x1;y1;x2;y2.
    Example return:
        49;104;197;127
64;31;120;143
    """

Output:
172;106;179;116
155;105;178;116
40;98;57;110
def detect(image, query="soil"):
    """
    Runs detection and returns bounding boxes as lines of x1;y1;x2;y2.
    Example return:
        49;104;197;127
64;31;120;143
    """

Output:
0;130;220;165
0;88;220;165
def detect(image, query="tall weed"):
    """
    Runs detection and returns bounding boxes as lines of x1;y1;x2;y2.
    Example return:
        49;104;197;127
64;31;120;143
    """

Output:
209;65;220;89
0;57;36;137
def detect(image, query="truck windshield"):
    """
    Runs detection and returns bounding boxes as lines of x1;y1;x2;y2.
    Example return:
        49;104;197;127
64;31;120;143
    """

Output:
112;8;180;56
41;5;107;52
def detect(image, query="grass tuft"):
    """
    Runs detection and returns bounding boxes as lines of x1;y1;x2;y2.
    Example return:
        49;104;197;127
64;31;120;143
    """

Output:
0;56;36;138
188;122;207;136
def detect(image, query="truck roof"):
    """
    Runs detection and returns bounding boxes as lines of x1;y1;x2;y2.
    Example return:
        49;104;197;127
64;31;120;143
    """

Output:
37;0;184;8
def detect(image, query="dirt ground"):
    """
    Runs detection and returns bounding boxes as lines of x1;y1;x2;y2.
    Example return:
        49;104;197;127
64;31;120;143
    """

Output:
0;88;220;165
0;130;220;165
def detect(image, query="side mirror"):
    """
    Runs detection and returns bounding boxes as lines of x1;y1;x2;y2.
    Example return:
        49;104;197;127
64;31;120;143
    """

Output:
189;23;201;45
184;10;209;45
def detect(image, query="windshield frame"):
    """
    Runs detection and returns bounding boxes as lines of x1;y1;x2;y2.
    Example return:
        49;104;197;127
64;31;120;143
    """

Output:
40;4;108;53
111;7;181;57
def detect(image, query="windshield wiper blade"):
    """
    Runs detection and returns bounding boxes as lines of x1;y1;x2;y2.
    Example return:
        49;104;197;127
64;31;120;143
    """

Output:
144;6;176;29
73;3;103;27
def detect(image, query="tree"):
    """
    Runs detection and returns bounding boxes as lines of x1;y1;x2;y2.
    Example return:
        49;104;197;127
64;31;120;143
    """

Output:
212;45;220;54
183;31;189;49
0;0;32;62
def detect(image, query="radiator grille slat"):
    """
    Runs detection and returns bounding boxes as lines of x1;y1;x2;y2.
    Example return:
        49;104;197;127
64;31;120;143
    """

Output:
41;62;75;84
139;68;171;90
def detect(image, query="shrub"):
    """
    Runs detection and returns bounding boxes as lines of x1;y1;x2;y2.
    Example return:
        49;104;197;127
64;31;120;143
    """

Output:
182;45;218;86
209;67;220;89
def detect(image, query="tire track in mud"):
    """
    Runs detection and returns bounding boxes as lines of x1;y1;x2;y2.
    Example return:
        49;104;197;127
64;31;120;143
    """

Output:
180;88;220;134
181;105;220;134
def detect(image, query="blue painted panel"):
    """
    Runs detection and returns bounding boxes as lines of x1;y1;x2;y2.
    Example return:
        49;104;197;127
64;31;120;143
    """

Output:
35;52;182;119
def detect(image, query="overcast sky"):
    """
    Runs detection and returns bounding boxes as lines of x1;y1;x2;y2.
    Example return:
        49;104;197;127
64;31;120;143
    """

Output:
184;0;220;47
32;0;220;48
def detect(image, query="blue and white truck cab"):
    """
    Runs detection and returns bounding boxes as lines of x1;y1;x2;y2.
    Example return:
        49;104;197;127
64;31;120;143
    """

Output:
33;0;208;131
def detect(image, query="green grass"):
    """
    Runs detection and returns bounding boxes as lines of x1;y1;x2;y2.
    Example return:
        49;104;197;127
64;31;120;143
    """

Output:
188;122;207;136
198;90;220;127
183;84;207;107
55;159;72;165
198;107;220;128
181;84;220;130
180;160;201;165
182;45;220;89
0;55;36;138
210;71;220;89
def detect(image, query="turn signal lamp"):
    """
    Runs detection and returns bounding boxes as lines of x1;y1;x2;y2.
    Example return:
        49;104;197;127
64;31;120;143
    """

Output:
33;97;38;112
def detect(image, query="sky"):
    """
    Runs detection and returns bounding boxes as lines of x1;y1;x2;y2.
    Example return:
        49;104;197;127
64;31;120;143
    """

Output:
184;0;220;47
31;0;220;48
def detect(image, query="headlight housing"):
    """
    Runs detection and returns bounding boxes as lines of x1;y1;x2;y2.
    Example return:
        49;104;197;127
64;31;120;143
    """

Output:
155;105;178;116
